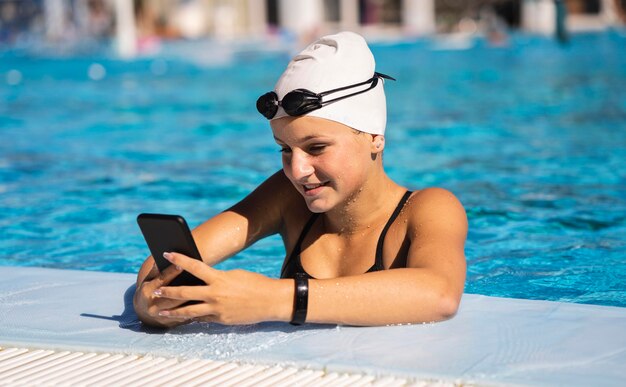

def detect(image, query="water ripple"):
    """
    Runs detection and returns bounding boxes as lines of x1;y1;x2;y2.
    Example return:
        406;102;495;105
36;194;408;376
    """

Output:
2;32;626;307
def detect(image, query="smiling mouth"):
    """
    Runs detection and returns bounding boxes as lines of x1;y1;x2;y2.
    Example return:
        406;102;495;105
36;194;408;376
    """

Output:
303;182;329;192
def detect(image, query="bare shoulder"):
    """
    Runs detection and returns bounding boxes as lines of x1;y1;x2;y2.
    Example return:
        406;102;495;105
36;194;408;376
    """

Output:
228;170;307;234
192;170;305;262
404;187;468;254
230;170;299;211
408;187;466;221
263;170;308;216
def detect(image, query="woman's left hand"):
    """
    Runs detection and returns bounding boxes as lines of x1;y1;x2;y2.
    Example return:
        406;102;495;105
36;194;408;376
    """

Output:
153;252;291;325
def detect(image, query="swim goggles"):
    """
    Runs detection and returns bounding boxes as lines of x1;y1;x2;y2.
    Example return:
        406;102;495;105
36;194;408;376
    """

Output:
256;72;395;120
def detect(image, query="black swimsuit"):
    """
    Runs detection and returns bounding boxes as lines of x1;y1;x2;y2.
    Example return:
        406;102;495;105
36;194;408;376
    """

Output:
280;191;413;279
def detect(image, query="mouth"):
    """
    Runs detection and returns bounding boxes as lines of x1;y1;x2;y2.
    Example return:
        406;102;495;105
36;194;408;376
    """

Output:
302;182;329;195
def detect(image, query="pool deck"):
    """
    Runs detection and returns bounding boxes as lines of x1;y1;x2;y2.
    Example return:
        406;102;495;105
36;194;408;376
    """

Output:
0;266;624;386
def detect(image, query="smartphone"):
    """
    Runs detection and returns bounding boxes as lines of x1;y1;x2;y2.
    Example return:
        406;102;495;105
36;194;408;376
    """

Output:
137;213;205;286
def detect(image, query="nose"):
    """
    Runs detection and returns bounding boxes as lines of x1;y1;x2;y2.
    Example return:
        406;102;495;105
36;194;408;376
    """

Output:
286;150;314;181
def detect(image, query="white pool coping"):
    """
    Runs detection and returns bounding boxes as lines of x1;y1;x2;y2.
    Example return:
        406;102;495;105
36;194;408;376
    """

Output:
0;266;624;386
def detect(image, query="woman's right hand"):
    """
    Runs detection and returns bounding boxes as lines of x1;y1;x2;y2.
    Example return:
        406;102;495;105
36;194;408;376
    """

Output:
133;258;191;328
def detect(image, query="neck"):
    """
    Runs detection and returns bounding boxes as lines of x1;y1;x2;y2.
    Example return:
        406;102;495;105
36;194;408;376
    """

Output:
322;172;403;235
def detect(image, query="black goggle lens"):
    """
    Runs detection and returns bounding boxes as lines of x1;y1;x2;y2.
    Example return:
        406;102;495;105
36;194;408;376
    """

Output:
256;91;279;119
282;89;322;117
256;89;322;119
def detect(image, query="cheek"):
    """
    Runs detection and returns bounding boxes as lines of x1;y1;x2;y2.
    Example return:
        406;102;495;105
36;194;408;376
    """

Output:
325;158;355;185
281;155;294;178
338;150;370;184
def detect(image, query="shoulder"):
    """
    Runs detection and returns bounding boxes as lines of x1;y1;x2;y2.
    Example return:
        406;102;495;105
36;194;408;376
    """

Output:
233;169;306;212
257;170;306;211
239;170;299;205
408;187;465;213
236;169;309;226
227;170;305;232
405;187;468;240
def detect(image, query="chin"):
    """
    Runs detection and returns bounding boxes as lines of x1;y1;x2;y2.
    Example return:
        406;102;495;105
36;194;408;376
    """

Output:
304;197;333;213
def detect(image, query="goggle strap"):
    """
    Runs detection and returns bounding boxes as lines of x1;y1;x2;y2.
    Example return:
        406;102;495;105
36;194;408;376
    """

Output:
319;77;379;107
317;72;395;98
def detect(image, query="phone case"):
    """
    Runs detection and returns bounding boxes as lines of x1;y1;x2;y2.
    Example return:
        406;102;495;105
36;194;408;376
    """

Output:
137;213;205;286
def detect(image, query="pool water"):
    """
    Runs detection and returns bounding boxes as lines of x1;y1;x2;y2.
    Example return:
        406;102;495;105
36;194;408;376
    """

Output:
1;31;625;307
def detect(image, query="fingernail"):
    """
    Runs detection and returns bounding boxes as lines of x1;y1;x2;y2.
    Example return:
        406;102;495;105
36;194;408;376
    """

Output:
153;289;162;297
175;265;182;271
163;252;172;261
158;310;170;317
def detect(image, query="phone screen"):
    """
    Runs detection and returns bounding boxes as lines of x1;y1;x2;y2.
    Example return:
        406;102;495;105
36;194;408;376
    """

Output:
137;213;205;286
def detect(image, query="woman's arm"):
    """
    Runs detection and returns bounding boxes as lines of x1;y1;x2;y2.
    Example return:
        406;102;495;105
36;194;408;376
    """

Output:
135;170;289;287
153;187;467;326
306;188;467;325
193;170;292;266
133;170;296;327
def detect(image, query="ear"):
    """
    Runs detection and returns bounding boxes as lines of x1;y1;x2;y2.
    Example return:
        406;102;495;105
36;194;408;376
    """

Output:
370;135;385;153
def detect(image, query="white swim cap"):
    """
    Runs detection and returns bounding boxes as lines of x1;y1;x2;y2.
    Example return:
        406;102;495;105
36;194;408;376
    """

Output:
271;31;388;136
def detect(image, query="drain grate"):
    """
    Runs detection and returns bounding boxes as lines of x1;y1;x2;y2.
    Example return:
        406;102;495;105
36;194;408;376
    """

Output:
0;347;448;386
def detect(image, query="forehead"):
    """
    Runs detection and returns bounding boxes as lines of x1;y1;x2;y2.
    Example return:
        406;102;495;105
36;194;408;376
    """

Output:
270;116;355;142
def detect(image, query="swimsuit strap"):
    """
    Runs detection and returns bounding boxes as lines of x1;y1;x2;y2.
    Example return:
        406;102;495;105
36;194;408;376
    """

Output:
280;213;320;278
371;190;413;271
292;213;320;257
281;190;412;278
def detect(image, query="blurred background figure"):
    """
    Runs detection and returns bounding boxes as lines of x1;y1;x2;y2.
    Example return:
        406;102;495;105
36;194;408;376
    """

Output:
0;0;624;55
85;0;115;39
479;5;510;46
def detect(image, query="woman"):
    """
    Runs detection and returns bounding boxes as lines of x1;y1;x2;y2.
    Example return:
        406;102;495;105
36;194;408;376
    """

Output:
133;31;467;327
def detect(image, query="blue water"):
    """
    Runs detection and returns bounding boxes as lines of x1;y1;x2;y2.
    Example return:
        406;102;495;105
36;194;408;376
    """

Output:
1;32;625;307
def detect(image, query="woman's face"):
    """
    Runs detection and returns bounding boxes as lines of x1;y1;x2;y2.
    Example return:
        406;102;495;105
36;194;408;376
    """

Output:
271;116;379;213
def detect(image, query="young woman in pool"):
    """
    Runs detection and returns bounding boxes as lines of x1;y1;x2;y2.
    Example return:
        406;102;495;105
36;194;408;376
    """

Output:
133;31;467;327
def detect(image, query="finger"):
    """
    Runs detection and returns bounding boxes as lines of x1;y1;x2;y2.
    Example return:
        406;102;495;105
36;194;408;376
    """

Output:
144;259;159;281
151;296;187;310
158;263;184;286
162;252;219;282
145;292;188;319
140;264;182;296
158;302;216;320
154;285;210;302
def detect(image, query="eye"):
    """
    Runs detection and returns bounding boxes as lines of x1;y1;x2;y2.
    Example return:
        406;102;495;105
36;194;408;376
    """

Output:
278;146;292;154
307;144;327;154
